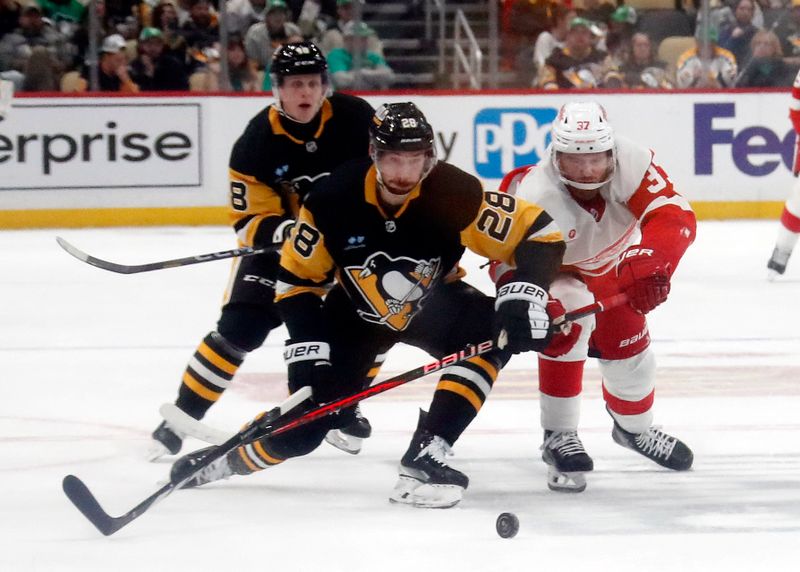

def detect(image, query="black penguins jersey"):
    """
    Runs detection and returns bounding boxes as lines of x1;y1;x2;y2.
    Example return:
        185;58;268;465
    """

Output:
276;158;565;334
227;92;374;247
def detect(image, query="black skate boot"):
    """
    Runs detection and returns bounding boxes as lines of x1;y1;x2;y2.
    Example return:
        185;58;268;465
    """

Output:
324;404;372;454
541;430;594;493
389;410;468;508
147;421;184;461
767;247;791;279
611;419;693;471
170;446;239;488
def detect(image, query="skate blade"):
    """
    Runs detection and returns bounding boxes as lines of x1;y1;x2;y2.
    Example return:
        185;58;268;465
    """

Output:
389;475;463;509
146;440;173;462
546;467;587;493
324;430;363;455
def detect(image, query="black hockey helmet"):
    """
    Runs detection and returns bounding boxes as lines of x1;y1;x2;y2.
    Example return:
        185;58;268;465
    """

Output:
271;41;328;83
370;102;435;154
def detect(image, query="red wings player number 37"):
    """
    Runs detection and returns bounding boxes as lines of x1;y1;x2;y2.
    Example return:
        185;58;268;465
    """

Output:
491;101;697;493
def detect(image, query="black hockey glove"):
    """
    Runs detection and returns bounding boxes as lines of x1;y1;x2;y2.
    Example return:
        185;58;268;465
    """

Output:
284;340;337;403
493;282;552;354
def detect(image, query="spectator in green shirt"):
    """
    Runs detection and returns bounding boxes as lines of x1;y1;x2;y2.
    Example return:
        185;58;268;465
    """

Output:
327;20;393;90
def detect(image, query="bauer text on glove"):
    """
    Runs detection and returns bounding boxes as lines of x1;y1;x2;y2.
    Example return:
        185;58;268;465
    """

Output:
284;340;337;403
493;282;553;353
617;247;671;314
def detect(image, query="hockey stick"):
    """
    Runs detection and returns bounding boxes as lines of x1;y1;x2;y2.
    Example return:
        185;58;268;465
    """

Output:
63;386;313;536
159;293;631;446
61;341;495;536
55;236;279;275
62;293;628;536
159;403;230;446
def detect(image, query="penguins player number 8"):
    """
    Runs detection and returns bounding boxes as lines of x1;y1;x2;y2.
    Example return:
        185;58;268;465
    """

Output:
230;181;248;211
293;222;321;257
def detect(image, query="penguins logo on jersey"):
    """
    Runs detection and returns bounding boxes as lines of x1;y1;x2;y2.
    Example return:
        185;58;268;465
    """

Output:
345;253;442;331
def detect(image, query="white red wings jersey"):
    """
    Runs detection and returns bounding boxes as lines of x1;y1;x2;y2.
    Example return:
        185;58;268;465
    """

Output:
791;69;800;134
514;135;695;277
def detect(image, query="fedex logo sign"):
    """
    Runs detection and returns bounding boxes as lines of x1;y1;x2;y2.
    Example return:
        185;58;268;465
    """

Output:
694;103;795;176
474;108;558;178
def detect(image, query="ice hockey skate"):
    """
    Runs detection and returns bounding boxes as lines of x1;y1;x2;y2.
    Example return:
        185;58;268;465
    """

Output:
389;411;468;508
170;446;237;488
610;415;693;471
324;405;372;454
147;420;185;461
767;247;791;280
541;430;594;493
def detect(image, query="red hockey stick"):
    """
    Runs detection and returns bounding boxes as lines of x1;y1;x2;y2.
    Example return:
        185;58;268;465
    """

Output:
62;292;628;536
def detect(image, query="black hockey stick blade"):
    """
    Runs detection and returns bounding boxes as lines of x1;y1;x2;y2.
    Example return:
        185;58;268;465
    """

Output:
61;390;313;536
55;236;276;275
63;474;162;536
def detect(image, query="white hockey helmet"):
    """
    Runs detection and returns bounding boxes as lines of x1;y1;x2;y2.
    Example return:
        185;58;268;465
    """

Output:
550;101;616;190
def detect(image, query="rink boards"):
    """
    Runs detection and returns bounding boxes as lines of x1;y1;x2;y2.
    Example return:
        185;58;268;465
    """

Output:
0;90;793;228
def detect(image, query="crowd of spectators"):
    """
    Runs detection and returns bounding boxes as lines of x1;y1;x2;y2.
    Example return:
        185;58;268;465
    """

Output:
3;0;800;93
0;0;396;92
504;0;800;89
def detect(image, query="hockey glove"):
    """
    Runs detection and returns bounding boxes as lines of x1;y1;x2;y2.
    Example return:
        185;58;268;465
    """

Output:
284;340;337;403
617;247;671;314
793;136;800;176
493;282;552;354
541;298;583;358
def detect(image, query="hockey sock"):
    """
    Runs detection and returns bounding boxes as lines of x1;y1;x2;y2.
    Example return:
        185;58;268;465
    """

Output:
175;332;246;419
427;355;500;444
231;437;286;474
777;207;800;252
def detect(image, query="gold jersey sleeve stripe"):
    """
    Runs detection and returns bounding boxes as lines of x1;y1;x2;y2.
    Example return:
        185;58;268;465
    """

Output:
528;230;564;244
436;380;483;412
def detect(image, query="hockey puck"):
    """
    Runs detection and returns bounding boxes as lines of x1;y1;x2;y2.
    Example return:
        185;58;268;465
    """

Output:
495;512;519;538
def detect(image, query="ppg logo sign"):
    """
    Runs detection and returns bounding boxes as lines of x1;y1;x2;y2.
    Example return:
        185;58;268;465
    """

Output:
474;107;558;178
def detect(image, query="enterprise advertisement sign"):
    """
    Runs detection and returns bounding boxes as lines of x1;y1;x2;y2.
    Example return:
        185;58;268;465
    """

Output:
0;102;202;190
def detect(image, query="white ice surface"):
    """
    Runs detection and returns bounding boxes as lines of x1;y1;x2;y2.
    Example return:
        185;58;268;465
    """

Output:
1;221;799;571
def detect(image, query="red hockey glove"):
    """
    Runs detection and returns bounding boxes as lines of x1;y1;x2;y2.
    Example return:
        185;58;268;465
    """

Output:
541;298;583;358
617;247;671;314
793;135;800;176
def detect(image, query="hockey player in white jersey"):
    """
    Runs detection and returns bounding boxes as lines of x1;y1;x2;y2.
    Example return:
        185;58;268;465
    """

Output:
766;68;800;279
491;101;696;492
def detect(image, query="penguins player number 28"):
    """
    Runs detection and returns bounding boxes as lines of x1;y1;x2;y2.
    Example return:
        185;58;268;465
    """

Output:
476;191;516;242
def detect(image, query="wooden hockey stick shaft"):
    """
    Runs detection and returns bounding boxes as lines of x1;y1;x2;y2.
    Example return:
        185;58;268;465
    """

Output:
55;236;279;274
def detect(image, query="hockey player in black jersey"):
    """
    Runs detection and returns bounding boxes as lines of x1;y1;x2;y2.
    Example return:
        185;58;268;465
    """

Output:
149;42;375;460
170;102;567;508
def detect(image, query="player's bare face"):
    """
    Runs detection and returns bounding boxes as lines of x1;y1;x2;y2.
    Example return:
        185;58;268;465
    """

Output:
557;151;613;198
280;74;326;123
376;150;427;196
